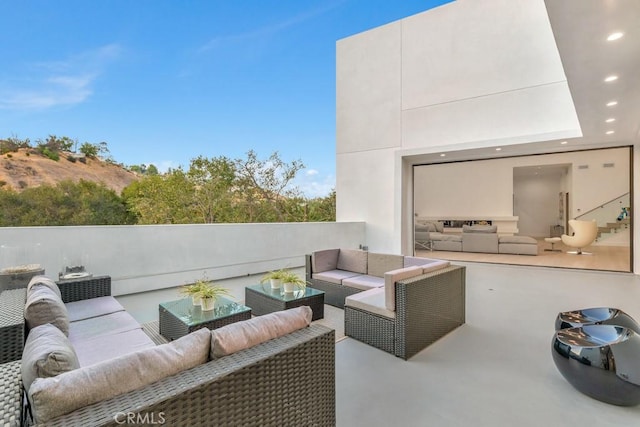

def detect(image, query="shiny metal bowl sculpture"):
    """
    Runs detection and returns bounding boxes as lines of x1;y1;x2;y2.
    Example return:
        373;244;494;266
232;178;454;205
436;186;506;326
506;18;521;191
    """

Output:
555;307;640;333
551;325;640;406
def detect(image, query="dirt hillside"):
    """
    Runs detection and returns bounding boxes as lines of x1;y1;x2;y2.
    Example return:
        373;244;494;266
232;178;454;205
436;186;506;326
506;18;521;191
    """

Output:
0;149;139;194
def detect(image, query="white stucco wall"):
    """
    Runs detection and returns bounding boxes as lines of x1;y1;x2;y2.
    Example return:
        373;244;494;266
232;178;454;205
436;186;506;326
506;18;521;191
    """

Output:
0;222;365;296
336;0;582;253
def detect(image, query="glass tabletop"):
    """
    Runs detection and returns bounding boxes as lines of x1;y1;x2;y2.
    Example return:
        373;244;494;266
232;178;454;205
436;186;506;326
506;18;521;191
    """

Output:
246;283;324;302
159;296;250;327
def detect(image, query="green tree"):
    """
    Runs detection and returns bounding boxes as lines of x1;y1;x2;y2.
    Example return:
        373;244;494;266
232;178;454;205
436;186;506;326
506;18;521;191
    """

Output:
235;150;305;222
0;180;133;226
187;156;237;223
79;142;99;157
122;169;196;224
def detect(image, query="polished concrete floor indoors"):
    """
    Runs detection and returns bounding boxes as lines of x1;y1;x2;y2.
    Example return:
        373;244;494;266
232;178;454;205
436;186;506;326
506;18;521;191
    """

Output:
416;238;631;273
117;263;640;426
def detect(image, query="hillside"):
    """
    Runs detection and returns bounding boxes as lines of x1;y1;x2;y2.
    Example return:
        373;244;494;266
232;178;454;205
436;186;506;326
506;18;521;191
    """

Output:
0;149;139;194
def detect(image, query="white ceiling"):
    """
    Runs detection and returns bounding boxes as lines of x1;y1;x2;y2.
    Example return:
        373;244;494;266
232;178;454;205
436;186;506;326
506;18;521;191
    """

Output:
410;0;640;165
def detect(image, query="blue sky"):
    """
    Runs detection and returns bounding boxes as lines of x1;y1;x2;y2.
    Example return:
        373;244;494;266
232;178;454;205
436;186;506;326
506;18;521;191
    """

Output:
0;0;451;197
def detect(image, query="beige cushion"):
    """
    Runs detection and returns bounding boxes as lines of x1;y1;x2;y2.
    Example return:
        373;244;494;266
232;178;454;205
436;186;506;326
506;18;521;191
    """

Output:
345;288;395;319
28;327;211;423
25;285;70;336
21;323;80;393
27;276;62;299
384;266;424;311
422;260;450;273
462;224;497;233
342;274;384;290
366;253;404;278
311;249;340;273
210;306;312;359
337;249;368;274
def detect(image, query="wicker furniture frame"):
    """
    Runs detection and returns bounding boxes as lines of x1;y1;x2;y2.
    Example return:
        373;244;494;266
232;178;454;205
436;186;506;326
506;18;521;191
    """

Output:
159;297;252;340
27;325;335;427
305;254;362;308
245;284;325;321
0;361;21;427
0;289;27;364
344;265;466;360
56;275;112;303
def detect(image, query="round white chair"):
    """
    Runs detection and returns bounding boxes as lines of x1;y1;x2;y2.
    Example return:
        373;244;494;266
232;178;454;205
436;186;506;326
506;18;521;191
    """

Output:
561;219;598;255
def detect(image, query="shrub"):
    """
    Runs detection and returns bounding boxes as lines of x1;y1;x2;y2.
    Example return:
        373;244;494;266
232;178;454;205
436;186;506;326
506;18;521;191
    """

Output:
0;180;6;187
41;147;59;161
67;156;77;163
18;181;27;189
6;153;12;158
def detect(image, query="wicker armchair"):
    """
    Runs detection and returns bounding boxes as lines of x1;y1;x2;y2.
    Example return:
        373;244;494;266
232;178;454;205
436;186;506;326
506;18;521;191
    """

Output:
344;265;466;360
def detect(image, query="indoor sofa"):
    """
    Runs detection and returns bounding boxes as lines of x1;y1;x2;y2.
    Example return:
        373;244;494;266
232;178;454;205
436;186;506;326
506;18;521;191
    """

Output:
428;225;538;255
305;249;451;308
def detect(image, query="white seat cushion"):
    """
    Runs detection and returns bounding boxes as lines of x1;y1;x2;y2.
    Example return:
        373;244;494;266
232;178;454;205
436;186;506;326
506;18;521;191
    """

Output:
73;328;156;367
313;269;360;285
345;288;395;319
342;274;384;291
66;296;125;322
68;311;142;343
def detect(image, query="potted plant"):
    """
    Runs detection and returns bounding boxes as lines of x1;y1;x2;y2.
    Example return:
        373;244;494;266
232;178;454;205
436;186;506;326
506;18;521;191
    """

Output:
196;282;232;311
280;271;307;293
260;269;287;289
179;279;209;306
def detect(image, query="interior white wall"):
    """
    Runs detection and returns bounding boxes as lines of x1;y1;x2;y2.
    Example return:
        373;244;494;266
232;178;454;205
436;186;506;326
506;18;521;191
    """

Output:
413;148;629;231
514;172;564;237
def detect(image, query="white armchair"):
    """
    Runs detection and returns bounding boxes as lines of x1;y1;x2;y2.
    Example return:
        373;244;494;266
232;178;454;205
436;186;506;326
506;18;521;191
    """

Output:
561;219;598;255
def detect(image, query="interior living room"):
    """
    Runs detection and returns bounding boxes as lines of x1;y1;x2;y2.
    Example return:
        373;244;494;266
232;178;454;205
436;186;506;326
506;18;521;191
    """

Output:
413;146;632;272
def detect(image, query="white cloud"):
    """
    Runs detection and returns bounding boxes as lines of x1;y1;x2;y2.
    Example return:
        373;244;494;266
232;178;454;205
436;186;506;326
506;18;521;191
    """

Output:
306;169;319;176
294;171;335;198
0;44;121;111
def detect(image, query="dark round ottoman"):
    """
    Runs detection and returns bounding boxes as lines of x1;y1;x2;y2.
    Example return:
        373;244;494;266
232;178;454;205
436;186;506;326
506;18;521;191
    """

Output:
555;307;640;333
551;324;640;406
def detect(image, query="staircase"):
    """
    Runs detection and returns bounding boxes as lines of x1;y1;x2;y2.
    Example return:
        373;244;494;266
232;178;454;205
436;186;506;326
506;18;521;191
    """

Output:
597;218;630;239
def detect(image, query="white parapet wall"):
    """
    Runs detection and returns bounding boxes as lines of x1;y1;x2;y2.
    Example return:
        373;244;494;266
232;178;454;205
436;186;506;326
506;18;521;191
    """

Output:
0;222;366;296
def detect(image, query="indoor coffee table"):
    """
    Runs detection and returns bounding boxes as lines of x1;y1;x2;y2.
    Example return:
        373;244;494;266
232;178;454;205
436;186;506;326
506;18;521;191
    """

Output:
159;296;251;340
244;284;324;321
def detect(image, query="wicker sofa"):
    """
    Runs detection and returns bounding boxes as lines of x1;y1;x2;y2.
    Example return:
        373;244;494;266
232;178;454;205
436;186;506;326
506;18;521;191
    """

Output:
305;249;451;309
1;276;336;427
344;263;466;359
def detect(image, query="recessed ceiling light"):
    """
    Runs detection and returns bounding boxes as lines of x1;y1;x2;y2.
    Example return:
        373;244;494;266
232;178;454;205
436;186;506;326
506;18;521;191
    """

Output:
440;153;446;157
560;141;568;145
495;148;502;151
604;75;618;82
607;32;624;41
606;101;618;107
606;118;616;123
606;130;615;135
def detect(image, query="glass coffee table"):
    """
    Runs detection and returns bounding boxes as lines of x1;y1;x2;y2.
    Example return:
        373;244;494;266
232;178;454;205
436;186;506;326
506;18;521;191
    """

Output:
159;296;251;340
244;284;324;321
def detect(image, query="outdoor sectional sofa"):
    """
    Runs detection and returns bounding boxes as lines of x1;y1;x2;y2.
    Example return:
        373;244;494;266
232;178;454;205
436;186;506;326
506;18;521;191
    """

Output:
0;276;335;426
306;249;466;359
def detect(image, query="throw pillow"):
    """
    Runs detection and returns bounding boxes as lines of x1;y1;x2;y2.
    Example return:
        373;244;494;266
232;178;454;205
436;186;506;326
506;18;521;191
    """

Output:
21;323;80;393
27;276;62;299
25;285;70;336
384;266;423;311
210;306;312;359
28;327;211;423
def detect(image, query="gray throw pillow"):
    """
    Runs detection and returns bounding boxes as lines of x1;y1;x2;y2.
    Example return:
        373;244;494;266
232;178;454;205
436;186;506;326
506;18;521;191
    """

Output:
21;323;79;392
210;306;312;359
27;276;62;299
25;285;70;336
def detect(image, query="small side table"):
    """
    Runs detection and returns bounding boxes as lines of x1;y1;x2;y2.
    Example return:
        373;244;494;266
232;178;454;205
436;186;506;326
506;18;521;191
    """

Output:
245;284;325;321
544;237;562;252
159;297;251;340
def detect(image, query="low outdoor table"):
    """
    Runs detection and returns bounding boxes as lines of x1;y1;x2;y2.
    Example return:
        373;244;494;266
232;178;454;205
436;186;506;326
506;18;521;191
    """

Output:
245;284;325;321
159;297;251;340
